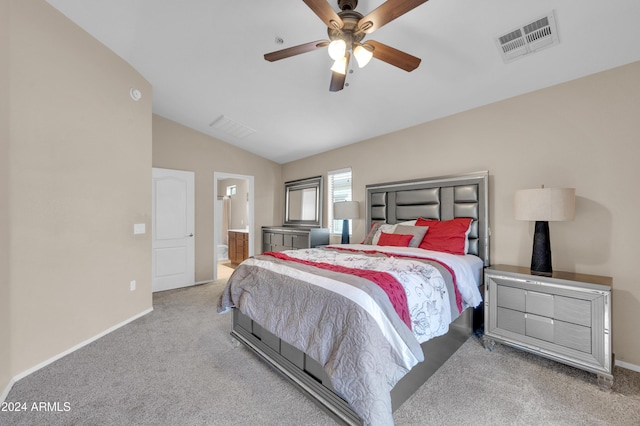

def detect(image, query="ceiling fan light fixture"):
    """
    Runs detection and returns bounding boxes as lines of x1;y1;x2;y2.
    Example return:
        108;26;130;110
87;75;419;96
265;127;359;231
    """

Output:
330;56;348;75
328;39;347;60
353;44;374;68
264;0;427;91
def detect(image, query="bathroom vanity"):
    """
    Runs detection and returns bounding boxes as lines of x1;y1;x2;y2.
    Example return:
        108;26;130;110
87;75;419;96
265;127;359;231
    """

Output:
228;229;249;265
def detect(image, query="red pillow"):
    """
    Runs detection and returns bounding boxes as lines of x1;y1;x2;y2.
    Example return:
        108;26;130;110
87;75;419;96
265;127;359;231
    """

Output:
415;217;472;254
377;232;413;247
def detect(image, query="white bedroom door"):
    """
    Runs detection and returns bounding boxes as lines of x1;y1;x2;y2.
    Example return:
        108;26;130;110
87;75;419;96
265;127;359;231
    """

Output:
152;168;195;292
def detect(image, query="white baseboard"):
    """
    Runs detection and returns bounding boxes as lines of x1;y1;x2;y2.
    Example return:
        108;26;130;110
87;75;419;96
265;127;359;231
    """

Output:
0;307;153;403
615;359;640;373
1;377;16;404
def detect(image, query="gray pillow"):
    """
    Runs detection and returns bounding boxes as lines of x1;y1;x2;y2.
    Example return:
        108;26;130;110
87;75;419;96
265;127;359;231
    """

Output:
393;225;428;248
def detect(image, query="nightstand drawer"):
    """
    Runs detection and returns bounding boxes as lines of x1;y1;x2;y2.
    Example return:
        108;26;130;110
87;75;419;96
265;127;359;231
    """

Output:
524;315;591;352
497;285;525;311
497;307;525;334
555;320;591;353
526;313;554;342
526;291;555;317
555;296;591;327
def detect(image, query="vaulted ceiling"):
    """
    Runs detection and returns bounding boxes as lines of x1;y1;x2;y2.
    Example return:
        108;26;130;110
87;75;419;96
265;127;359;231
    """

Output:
46;0;640;163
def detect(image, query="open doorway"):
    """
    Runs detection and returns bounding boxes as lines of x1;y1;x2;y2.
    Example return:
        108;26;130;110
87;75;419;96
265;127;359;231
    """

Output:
213;172;254;281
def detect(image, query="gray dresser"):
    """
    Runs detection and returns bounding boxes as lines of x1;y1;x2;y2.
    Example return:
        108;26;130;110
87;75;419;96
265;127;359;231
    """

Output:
483;264;613;387
262;226;330;253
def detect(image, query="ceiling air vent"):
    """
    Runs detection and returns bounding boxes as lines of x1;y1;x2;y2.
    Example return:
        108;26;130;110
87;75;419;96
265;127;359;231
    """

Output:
209;115;256;139
495;11;559;63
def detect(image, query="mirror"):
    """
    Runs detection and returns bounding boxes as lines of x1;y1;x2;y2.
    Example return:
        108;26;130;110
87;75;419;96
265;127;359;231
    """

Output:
284;176;323;227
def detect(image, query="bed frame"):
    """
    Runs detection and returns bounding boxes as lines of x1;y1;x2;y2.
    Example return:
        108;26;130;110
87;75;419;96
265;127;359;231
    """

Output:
230;171;490;425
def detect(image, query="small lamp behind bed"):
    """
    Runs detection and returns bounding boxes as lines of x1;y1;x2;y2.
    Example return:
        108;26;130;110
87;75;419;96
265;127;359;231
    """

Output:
514;186;575;276
333;201;359;244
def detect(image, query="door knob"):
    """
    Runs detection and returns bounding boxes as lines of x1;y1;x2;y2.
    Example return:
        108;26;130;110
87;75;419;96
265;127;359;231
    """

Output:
186;233;194;237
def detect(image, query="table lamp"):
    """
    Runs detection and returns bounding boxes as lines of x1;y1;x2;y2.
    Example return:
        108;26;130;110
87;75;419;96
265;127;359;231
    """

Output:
333;201;359;244
514;186;575;275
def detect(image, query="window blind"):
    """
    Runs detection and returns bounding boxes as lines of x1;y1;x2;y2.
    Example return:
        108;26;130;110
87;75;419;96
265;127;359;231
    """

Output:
328;168;352;234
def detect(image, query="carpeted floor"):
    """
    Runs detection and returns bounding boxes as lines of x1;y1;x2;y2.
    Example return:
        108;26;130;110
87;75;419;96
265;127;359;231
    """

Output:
217;261;235;280
2;280;639;425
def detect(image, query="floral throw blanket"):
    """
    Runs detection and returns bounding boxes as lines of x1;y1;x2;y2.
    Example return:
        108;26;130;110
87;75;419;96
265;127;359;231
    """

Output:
274;247;459;343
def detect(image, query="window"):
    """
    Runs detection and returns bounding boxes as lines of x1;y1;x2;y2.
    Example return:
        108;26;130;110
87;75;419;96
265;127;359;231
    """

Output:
226;185;236;196
327;168;353;235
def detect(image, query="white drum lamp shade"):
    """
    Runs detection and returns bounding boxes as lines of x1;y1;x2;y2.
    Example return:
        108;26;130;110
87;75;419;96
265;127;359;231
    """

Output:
333;201;359;244
515;187;575;275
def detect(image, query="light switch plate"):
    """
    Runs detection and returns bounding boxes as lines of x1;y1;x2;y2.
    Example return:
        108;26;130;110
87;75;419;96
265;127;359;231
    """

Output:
134;223;146;234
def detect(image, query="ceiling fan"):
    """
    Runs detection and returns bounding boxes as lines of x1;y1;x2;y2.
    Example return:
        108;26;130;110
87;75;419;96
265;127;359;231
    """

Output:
264;0;429;92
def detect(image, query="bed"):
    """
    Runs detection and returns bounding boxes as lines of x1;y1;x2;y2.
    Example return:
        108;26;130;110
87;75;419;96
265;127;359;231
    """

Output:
217;171;490;425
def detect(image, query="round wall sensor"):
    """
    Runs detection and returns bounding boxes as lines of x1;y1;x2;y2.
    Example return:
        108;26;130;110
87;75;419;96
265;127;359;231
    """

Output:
130;88;142;101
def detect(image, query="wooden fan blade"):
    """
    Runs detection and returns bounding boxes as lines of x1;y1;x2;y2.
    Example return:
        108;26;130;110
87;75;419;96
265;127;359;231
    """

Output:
367;40;421;72
303;0;344;29
264;40;329;62
358;0;429;34
329;52;350;92
329;71;346;92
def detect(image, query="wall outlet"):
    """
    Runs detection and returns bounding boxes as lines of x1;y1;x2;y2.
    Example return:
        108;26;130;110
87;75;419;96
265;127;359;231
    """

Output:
130;280;136;291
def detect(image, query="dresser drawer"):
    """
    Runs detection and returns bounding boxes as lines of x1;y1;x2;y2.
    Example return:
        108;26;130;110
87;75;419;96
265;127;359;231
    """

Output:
262;227;329;253
292;234;309;249
283;234;310;249
266;232;284;246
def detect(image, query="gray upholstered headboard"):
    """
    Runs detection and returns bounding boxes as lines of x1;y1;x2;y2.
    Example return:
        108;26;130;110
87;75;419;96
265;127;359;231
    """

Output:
365;171;490;266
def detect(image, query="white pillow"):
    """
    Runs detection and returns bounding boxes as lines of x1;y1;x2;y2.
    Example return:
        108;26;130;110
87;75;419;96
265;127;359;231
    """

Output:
371;224;397;245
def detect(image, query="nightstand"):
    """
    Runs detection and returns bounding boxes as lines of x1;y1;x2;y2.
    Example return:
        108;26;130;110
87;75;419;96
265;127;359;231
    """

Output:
483;264;613;388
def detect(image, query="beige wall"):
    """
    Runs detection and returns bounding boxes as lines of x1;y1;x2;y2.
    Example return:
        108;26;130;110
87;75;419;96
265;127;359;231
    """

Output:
7;0;153;378
283;62;640;367
1;0;11;397
152;115;282;282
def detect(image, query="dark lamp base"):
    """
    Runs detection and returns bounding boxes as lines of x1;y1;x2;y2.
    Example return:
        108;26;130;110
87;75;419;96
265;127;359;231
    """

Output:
341;219;350;244
531;221;552;276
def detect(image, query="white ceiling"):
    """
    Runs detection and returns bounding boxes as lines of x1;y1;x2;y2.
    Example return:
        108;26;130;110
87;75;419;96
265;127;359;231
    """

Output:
45;0;640;164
